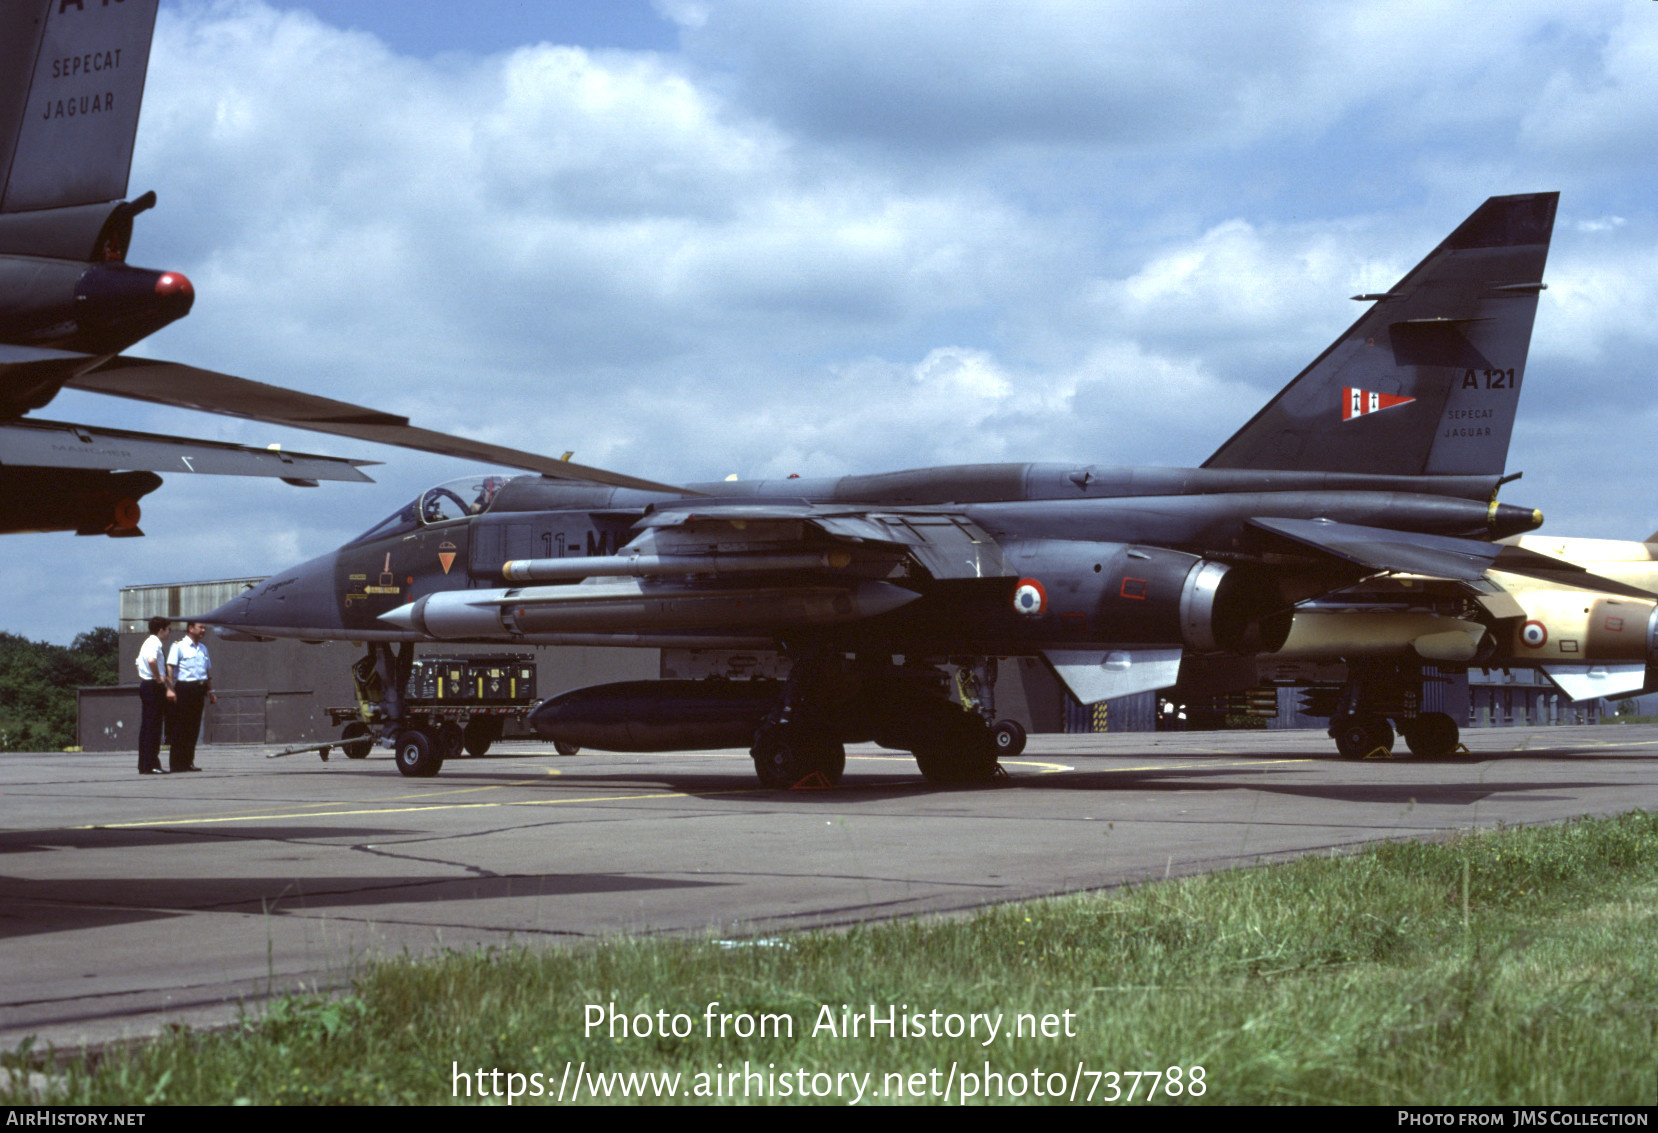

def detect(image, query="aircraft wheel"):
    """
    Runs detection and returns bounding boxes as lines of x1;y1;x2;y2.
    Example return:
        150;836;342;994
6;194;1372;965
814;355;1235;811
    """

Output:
752;726;845;789
436;721;465;759
394;728;444;778
992;719;1027;757
911;744;952;781
463;717;500;757
553;741;581;756
914;719;1001;783
1404;712;1459;759
1331;713;1394;760
340;721;372;759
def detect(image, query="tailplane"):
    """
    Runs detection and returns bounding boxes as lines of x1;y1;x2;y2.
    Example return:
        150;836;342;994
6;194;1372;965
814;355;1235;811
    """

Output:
1204;192;1558;477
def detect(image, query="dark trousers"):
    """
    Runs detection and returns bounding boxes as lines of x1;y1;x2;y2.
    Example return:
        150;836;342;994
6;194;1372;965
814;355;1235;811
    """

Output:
137;681;166;772
170;682;208;771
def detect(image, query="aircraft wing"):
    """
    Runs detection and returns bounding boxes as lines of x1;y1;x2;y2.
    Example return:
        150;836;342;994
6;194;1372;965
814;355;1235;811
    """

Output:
632;501;1012;580
0;417;373;483
61;355;687;495
1248;517;1658;600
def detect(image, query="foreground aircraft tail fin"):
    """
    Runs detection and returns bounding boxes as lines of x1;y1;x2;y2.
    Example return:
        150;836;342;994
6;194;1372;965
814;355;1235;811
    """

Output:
0;0;157;216
0;0;158;267
1203;192;1557;477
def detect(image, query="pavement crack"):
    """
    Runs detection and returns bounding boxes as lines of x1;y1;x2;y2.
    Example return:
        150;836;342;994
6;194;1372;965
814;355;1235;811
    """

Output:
348;841;497;879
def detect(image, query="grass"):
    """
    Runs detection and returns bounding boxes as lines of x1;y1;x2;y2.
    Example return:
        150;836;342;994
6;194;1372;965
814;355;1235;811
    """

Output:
6;811;1655;1105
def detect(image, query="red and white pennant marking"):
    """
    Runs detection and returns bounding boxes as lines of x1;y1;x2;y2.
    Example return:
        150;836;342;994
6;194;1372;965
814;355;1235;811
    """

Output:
1342;387;1415;421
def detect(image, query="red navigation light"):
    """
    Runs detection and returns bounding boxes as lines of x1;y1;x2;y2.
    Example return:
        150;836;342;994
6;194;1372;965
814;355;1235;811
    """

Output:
154;272;193;301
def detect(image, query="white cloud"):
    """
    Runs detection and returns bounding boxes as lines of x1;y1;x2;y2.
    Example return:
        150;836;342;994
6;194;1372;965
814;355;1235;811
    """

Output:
1531;238;1658;373
1519;4;1658;169
672;0;1618;158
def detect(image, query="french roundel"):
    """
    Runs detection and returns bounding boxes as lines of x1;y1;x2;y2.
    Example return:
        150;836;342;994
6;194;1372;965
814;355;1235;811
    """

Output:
1520;620;1547;648
1012;578;1047;617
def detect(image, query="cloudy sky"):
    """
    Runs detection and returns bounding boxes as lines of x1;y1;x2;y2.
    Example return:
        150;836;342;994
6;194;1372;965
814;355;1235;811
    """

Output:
12;0;1658;643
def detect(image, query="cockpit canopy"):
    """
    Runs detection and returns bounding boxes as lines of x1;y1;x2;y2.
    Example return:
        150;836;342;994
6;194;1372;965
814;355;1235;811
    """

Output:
347;473;512;546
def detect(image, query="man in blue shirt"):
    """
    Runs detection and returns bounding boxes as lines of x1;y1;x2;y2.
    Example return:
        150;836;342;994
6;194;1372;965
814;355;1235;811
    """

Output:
166;621;217;772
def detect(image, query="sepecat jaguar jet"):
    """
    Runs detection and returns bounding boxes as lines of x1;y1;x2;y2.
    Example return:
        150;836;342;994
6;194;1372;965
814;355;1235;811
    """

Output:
0;0;674;537
207;191;1617;787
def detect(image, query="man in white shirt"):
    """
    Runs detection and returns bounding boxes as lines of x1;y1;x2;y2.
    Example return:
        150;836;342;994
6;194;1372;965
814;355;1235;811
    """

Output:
166;621;217;772
135;617;171;775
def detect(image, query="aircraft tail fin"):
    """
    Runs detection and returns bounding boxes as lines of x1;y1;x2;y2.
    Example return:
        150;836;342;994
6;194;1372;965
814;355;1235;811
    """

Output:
0;0;157;217
1203;192;1558;477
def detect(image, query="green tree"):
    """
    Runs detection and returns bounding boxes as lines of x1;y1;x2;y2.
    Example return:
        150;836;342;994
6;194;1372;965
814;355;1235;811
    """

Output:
71;626;120;684
0;628;120;751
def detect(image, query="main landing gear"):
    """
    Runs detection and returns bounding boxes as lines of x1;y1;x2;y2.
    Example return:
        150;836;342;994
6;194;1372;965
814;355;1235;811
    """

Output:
1317;664;1462;760
747;651;1016;789
1396;711;1461;759
904;694;1002;783
751;723;846;790
750;649;848;789
1328;710;1460;759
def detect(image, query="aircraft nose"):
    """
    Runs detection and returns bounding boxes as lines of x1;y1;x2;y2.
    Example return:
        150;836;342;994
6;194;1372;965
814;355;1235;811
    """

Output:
202;551;341;639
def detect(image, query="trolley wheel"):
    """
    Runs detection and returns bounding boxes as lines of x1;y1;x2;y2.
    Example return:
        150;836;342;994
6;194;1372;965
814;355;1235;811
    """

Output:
340;721;372;759
394;729;443;778
463;717;501;757
554;740;581;756
436;721;464;759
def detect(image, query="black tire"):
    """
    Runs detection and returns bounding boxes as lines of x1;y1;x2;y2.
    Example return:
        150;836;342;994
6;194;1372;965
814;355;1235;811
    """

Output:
436;721;464;759
1404;711;1459;759
1331;713;1394;760
394;729;443;778
751;726;845;789
911;743;954;781
553;741;580;756
914;717;1001;783
992;719;1027;757
463;717;500;758
340;721;372;759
